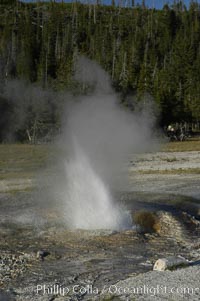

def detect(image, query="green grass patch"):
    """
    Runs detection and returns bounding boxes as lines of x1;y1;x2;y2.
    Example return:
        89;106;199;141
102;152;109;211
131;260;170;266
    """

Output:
161;157;178;162
101;296;122;301
3;187;33;195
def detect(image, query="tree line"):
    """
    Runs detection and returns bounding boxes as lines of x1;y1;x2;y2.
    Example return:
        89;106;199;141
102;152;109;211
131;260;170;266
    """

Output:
0;1;200;142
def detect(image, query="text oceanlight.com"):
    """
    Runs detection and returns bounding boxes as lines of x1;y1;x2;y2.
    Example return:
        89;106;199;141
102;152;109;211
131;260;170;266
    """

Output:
35;284;200;297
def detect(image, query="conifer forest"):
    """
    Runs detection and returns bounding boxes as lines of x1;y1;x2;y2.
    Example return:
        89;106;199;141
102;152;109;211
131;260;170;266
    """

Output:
0;0;200;142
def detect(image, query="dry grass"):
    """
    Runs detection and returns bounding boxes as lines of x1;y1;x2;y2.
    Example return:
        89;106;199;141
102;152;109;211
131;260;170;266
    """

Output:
133;211;160;233
0;171;35;180
162;139;200;152
138;168;200;175
0;144;52;180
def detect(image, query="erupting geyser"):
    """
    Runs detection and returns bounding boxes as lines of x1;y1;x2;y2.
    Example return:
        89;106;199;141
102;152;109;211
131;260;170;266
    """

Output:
63;139;131;230
55;56;157;230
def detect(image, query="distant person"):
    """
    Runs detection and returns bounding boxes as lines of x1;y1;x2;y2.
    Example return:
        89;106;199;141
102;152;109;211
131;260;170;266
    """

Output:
167;125;176;141
167;124;175;134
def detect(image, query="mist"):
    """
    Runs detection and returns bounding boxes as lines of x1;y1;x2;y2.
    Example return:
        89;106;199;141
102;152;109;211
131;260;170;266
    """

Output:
52;56;159;230
0;57;159;230
0;80;63;142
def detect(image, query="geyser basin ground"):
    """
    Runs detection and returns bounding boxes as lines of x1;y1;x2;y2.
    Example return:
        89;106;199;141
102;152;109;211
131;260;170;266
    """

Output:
0;191;200;301
0;143;200;300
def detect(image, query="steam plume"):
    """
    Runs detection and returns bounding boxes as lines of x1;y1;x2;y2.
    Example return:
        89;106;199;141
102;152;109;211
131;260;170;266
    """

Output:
53;56;158;230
